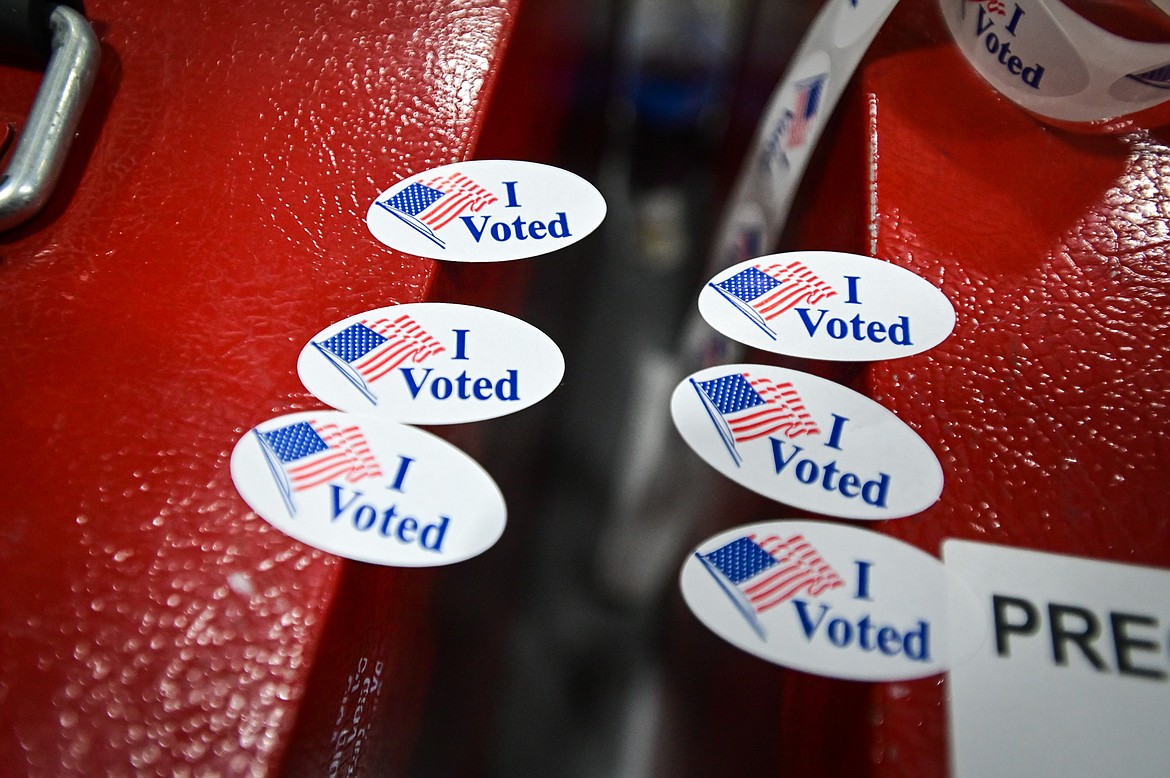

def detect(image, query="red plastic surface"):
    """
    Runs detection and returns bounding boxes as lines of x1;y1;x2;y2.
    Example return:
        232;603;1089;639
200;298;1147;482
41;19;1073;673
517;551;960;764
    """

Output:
779;1;1170;774
0;1;518;774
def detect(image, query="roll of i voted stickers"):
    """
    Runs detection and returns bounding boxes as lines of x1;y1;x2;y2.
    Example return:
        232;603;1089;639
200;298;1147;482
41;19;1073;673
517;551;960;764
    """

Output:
710;0;898;271
298;303;565;425
941;0;1170;123
680;521;984;681
670;364;943;520
698;251;956;360
230;411;506;567
366;160;606;262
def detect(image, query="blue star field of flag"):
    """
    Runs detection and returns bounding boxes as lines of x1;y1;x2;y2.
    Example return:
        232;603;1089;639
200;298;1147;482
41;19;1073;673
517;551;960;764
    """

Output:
696;373;766;416
320;323;388;363
703;537;778;585
260;422;330;463
715;266;781;303
383;182;445;217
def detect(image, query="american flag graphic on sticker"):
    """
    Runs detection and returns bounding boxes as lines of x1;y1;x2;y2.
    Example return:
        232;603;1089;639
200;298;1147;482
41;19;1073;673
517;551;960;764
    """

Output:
784;74;826;150
254;419;382;517
690;371;820;466
376;171;498;249
312;314;445;405
696;533;844;639
709;259;836;340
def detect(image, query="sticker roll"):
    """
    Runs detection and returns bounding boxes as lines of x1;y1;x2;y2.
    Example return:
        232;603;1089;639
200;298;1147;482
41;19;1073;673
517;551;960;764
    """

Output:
940;0;1170;123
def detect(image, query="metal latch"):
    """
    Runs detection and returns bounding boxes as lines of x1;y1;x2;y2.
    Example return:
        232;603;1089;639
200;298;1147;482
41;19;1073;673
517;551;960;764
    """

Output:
0;2;99;231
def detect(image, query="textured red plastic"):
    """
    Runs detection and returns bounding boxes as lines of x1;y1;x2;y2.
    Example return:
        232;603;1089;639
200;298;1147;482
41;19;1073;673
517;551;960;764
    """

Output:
779;1;1170;775
0;0;517;774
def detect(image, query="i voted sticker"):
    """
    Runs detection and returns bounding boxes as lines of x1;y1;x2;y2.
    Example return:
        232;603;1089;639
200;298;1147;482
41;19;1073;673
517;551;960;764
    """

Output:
366;160;606;262
698;252;955;361
671;364;943;520
681;521;983;681
230;411;506;567
297;303;565;425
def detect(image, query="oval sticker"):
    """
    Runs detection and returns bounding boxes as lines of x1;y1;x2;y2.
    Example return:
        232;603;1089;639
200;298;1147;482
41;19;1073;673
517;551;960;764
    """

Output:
366;160;606;262
230;411;506;567
670;364;943;520
697;251;955;361
297;303;565;425
680;520;983;681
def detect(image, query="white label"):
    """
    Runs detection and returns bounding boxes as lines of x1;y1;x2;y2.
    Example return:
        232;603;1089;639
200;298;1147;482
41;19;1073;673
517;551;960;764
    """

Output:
944;540;1170;778
297;303;565;425
681;521;981;681
230;411;506;567
671;364;943;520
366;160;606;262
698;251;955;360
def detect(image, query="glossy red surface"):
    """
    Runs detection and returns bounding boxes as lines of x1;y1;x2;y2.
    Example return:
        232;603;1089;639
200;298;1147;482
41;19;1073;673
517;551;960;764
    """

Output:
783;1;1170;774
0;0;517;773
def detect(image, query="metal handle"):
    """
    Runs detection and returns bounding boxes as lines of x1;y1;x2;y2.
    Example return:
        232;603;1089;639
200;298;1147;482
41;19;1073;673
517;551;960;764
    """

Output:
0;4;99;232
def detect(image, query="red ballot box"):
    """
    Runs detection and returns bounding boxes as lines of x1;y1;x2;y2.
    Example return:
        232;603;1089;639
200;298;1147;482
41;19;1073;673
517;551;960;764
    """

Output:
773;0;1170;774
0;1;529;774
